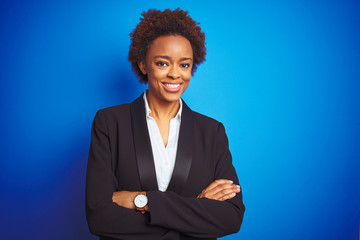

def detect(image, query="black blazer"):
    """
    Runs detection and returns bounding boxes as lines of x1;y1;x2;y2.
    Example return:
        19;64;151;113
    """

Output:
86;94;245;240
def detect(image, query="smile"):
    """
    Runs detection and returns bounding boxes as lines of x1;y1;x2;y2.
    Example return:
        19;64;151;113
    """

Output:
162;83;182;93
165;83;180;88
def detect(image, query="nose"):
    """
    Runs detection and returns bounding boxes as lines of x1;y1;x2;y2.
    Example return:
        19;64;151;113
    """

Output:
168;65;180;79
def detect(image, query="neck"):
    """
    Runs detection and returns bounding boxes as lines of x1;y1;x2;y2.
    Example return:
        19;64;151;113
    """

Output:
146;91;180;120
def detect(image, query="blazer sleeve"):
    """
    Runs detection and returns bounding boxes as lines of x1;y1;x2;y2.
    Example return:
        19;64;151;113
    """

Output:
146;122;245;238
86;110;176;239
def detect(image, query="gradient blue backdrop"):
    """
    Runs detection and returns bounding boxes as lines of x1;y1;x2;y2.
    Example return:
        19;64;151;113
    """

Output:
1;0;359;239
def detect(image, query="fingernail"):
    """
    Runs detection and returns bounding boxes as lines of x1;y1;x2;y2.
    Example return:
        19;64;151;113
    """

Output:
229;180;233;183
231;193;236;197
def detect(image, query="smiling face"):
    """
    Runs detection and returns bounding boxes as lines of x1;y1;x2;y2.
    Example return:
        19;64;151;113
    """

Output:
138;35;193;104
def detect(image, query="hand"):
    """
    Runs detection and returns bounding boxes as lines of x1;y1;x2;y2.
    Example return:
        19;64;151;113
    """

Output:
197;179;241;201
112;191;138;210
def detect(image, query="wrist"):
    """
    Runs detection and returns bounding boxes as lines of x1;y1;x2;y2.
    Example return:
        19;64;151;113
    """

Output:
134;191;148;213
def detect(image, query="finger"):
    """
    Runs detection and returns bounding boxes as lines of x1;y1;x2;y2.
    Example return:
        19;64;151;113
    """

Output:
206;179;233;191
205;179;234;192
208;186;240;200
218;192;237;201
198;180;238;199
222;186;241;200
205;183;239;197
202;185;239;200
202;184;238;199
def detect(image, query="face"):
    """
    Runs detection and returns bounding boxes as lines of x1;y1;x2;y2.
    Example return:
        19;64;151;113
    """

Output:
138;35;193;104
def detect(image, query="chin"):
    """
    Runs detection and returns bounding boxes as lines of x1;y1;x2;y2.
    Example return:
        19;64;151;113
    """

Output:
162;92;183;102
163;95;181;103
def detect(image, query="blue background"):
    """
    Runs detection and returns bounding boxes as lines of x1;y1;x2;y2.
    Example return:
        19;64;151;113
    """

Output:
1;0;359;239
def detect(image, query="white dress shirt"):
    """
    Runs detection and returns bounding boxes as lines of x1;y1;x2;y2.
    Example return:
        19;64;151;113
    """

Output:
143;91;182;192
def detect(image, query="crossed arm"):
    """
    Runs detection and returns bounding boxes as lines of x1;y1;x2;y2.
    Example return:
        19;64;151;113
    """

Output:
86;110;245;239
112;179;241;211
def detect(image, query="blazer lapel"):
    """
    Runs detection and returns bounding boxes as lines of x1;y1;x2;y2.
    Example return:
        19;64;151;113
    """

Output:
167;100;194;194
130;94;158;191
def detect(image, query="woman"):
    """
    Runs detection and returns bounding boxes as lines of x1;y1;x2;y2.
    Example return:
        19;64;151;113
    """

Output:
86;8;245;240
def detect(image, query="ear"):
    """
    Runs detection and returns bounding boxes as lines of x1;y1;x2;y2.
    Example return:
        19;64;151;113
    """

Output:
138;61;147;75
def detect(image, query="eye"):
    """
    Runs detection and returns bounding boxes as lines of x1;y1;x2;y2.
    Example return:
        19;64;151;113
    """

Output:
155;61;168;67
180;63;191;69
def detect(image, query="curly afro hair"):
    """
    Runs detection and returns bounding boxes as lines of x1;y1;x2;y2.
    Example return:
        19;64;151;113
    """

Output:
128;8;206;83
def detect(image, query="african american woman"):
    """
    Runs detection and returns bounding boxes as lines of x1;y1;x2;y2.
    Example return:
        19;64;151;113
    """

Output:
86;8;245;240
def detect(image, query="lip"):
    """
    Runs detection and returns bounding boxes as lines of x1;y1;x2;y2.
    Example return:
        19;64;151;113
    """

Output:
162;82;182;93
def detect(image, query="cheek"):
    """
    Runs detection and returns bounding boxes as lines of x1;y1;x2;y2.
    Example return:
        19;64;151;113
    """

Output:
183;71;192;82
182;74;191;90
148;70;166;91
149;68;167;81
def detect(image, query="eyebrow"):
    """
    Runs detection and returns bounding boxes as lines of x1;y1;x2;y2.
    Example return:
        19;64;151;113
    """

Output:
153;55;193;61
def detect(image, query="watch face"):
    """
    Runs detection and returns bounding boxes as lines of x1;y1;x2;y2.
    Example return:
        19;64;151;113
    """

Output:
134;194;148;208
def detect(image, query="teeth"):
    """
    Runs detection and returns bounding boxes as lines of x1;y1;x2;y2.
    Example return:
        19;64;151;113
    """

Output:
165;83;180;88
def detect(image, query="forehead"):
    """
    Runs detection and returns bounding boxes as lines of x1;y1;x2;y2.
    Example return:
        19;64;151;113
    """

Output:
146;35;193;58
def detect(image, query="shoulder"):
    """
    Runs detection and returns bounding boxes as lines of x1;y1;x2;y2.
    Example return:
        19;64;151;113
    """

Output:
93;103;131;124
98;103;130;115
182;99;224;132
189;110;229;150
191;110;224;132
192;110;219;124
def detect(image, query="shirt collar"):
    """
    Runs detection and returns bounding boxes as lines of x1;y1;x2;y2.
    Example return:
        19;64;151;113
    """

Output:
143;91;182;120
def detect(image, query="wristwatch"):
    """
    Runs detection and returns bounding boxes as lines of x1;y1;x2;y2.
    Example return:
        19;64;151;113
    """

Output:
134;192;148;213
